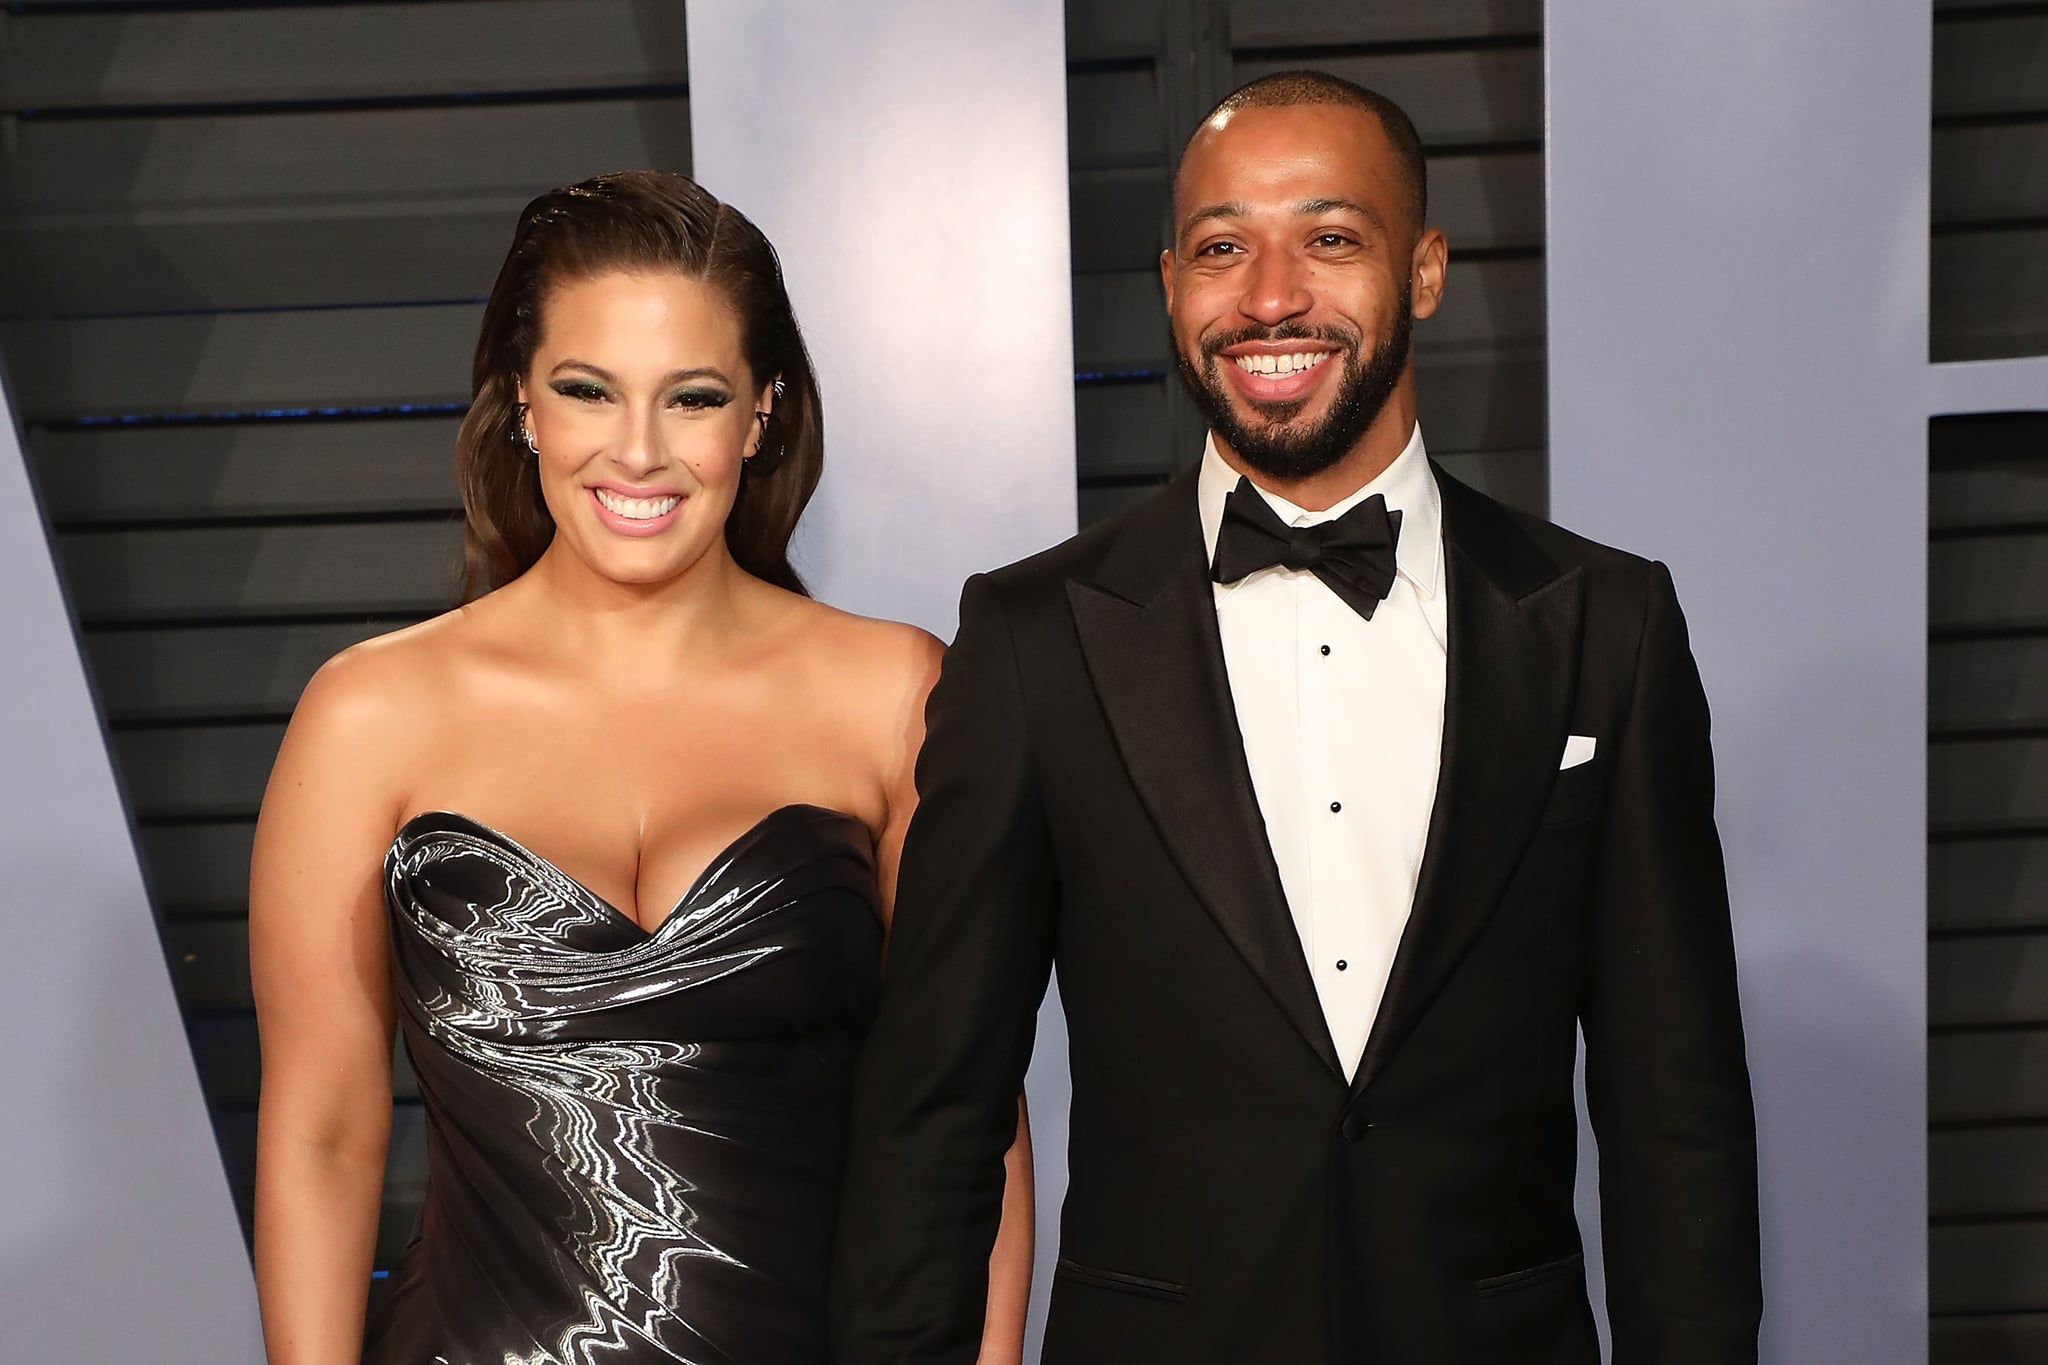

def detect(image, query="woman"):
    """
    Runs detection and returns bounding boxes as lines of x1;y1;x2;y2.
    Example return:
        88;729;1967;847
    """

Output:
249;171;1032;1365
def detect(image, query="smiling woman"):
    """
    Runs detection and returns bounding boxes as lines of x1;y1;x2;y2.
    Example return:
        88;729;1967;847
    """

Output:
456;173;824;599
243;170;1035;1365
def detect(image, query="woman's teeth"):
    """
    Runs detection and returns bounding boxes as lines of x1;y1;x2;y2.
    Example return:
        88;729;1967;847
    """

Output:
594;488;681;520
1233;351;1331;377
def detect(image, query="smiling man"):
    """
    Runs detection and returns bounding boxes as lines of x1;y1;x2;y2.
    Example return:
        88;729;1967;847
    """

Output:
833;72;1762;1365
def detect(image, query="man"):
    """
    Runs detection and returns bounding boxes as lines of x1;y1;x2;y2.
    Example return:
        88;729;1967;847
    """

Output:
833;71;1761;1364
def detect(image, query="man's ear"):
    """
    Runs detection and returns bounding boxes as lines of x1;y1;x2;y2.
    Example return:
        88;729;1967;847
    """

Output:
1409;228;1449;321
1160;246;1177;316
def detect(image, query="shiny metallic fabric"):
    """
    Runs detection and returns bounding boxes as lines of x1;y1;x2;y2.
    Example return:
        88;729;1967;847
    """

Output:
364;805;881;1365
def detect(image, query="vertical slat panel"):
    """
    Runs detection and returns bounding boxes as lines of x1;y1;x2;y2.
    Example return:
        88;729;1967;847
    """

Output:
0;3;693;1272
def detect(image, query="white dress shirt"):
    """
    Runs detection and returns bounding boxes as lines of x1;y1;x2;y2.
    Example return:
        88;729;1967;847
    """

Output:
1199;424;1447;1079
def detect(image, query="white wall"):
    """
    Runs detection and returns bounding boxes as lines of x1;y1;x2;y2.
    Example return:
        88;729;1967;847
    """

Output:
1546;3;1948;1359
0;378;263;1351
685;3;1079;1354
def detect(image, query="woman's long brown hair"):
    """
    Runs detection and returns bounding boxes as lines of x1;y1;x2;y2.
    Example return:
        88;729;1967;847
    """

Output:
454;171;824;601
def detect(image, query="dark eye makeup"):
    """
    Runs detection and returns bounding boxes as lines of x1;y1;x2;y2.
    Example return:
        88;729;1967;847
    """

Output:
668;386;732;410
546;379;733;410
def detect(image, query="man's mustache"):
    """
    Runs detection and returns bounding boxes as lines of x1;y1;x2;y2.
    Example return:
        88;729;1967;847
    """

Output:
1199;322;1361;362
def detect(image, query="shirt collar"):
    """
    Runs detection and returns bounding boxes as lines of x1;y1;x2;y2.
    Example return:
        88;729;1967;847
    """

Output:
1197;422;1442;600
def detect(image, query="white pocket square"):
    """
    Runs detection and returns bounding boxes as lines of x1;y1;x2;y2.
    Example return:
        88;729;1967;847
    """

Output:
1559;735;1597;770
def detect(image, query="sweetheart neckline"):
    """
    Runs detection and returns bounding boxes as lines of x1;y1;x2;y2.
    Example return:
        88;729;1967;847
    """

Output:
391;803;869;937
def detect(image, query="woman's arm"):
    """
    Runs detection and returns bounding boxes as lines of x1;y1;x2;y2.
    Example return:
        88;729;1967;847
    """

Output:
869;623;1035;1365
976;1098;1035;1365
249;653;411;1365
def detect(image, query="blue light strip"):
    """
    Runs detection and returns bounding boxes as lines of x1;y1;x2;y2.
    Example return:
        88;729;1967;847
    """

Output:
63;402;471;429
1073;369;1167;384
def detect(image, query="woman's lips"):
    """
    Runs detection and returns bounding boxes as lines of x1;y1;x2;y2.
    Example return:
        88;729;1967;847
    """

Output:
589;485;684;536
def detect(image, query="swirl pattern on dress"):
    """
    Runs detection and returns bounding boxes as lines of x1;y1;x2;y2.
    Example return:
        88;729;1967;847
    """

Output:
364;804;881;1365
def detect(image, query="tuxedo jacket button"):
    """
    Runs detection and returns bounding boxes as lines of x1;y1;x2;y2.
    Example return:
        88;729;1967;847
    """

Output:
1340;1113;1369;1143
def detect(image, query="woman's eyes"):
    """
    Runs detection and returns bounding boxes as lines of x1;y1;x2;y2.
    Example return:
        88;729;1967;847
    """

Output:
668;388;732;411
547;382;732;410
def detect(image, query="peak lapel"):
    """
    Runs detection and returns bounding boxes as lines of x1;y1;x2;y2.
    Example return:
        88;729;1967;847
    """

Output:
1353;472;1585;1094
1067;475;1342;1079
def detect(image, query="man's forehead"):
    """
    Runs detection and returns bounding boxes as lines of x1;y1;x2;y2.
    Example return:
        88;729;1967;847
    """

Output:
1173;110;1398;228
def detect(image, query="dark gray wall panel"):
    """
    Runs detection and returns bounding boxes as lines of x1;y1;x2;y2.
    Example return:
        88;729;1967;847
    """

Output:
1412;346;1546;455
1931;1314;2048;1365
1933;839;2048;931
3;305;480;420
1228;0;1540;47
1069;167;1167;273
1068;67;1167;169
1;205;522;317
1066;0;1162;61
169;918;254;1014
1932;1125;2048;1218
33;418;462;523
1932;1223;2048;1314
1234;47;1542;147
113;721;286;822
1431;151;1544;252
58;520;463;623
1932;453;2048;531
1931;637;2048;734
141;821;255;918
1934;123;2048;227
1932;1029;2048;1123
0;1;687;109
1932;531;2048;633
1934;229;2048;363
1931;736;2048;831
2;98;693;214
1076;480;1162;528
87;622;388;723
1076;382;1172;478
1933;13;2048;119
1931;936;2048;1027
1436;448;1546;514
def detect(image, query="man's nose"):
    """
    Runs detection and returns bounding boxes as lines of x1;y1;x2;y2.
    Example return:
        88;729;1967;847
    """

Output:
1239;250;1313;326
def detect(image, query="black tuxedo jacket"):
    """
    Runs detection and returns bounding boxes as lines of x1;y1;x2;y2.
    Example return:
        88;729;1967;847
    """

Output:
831;465;1761;1364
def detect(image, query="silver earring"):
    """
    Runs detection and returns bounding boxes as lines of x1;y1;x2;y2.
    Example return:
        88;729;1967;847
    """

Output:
513;402;539;456
772;378;786;399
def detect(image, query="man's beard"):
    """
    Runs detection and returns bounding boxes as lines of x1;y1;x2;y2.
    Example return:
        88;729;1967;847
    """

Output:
1173;286;1413;482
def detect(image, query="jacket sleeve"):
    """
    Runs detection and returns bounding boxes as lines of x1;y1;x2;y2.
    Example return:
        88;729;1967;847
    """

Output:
1581;562;1763;1364
830;572;1058;1365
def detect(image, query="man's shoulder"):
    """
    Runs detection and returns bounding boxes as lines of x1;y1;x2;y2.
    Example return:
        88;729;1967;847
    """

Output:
1437;464;1671;603
970;475;1189;609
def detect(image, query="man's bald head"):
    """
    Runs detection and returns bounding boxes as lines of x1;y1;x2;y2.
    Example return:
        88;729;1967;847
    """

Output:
1174;70;1428;233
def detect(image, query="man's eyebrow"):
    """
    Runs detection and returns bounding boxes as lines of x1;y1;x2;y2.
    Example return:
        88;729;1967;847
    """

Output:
1177;200;1251;237
1298;197;1385;232
1176;197;1388;240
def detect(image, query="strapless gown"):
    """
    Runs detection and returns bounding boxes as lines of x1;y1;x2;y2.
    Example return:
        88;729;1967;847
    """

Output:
363;804;882;1365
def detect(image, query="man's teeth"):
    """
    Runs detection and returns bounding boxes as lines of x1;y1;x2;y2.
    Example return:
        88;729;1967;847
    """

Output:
1233;351;1331;377
594;489;681;521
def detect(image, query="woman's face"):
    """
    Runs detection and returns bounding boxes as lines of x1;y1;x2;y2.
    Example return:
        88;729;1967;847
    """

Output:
517;270;772;588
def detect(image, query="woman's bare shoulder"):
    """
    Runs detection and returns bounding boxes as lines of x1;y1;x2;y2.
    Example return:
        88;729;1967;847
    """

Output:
290;606;487;738
783;596;944;696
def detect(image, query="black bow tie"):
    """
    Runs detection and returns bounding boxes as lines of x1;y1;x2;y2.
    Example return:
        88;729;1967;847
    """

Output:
1210;476;1404;620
